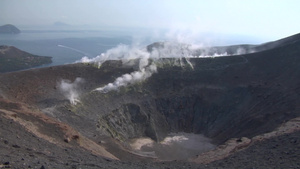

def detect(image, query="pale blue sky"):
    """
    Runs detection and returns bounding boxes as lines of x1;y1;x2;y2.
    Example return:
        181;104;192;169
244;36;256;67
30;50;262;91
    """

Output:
1;0;300;40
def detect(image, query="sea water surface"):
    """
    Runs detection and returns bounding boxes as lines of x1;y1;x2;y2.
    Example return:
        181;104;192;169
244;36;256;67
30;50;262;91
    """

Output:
0;30;265;68
0;30;133;67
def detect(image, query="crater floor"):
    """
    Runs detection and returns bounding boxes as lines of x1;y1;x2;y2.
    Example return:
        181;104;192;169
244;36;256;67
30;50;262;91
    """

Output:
0;34;300;168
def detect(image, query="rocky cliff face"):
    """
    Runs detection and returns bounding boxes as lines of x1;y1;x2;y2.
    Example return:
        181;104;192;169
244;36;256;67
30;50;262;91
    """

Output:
72;44;299;145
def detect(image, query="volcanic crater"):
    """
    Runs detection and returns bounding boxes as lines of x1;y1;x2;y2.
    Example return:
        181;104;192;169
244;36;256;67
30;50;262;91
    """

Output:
0;33;299;168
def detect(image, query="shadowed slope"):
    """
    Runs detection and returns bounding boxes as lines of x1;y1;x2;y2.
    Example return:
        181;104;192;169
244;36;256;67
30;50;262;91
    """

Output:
0;33;299;167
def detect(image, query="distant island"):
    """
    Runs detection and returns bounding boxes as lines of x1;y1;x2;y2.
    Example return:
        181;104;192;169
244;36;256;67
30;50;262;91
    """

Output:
0;46;52;73
0;24;21;34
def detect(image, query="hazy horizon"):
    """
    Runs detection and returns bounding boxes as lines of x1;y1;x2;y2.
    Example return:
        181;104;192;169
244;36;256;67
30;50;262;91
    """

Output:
1;0;300;43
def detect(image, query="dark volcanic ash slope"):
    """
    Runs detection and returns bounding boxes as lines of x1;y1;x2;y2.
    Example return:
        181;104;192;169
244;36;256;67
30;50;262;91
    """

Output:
0;34;299;168
87;42;298;145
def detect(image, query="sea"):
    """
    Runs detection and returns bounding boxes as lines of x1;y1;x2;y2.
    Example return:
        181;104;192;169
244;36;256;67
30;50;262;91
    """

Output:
0;30;264;68
0;30;136;67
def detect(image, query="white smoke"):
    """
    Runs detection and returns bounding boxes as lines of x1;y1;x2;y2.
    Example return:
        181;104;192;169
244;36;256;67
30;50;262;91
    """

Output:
58;77;84;105
77;53;109;68
77;44;151;68
162;30;255;58
236;47;246;55
149;42;197;69
78;42;204;93
87;42;200;93
76;42;157;93
95;63;157;92
78;37;255;93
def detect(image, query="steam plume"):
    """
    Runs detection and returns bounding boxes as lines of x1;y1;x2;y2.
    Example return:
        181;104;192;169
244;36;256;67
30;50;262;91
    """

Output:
58;77;84;105
80;44;159;93
95;63;157;92
78;39;253;93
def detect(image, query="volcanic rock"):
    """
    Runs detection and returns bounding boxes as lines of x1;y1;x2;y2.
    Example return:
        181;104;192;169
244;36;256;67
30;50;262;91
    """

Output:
0;33;299;168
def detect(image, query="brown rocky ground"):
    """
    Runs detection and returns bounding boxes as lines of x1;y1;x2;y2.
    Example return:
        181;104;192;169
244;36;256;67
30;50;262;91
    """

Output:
0;33;299;168
0;107;299;169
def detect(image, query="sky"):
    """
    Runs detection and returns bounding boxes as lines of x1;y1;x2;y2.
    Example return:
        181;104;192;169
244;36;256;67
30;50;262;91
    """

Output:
1;0;300;41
